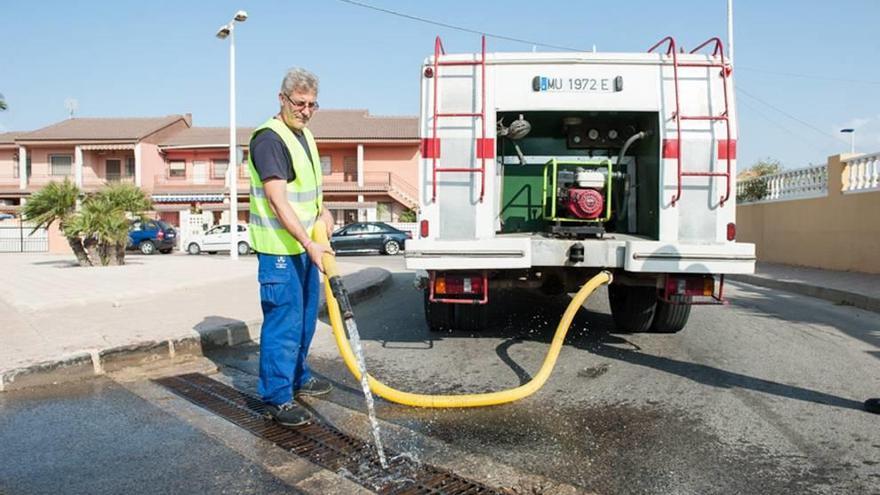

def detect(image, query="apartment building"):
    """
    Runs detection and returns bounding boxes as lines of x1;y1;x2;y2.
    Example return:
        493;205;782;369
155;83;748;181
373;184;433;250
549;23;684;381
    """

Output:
0;110;419;231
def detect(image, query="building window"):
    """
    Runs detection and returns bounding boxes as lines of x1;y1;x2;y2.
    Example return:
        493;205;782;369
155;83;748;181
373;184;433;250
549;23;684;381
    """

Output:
126;157;135;177
169;160;186;178
320;156;331;176
212;159;229;179
240;151;249;178
377;202;392;221
50;155;73;176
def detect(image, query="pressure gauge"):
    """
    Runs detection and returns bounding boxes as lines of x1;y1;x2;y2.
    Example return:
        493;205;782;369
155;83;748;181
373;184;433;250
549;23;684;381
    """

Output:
608;129;619;140
572;135;582;144
587;128;600;140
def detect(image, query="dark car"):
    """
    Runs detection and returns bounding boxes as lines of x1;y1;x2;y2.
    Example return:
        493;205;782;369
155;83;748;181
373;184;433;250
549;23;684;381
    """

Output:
330;222;411;255
128;219;176;255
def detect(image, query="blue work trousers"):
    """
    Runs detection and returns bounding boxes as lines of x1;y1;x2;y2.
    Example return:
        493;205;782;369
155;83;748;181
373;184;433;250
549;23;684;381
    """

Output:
257;252;320;405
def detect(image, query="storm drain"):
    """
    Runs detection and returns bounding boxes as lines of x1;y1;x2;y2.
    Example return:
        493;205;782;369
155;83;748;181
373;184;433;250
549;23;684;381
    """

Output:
155;373;504;495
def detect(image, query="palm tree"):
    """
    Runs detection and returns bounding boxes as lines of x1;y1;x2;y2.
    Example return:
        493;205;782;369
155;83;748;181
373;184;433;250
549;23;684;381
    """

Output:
66;183;152;266
22;179;91;266
0;93;7;110
96;183;151;265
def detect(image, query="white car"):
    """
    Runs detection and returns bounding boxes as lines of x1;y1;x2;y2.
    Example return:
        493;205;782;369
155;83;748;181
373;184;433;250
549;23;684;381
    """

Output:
186;224;251;255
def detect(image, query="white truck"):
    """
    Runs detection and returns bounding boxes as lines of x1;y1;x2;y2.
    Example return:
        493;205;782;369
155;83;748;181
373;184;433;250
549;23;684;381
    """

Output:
405;35;756;333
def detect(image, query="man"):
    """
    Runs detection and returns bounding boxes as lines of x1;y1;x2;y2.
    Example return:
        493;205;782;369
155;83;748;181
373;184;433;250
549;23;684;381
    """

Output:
247;67;335;426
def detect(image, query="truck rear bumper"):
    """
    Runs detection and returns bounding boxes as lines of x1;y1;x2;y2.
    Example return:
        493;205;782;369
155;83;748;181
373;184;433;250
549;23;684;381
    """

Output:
405;237;756;274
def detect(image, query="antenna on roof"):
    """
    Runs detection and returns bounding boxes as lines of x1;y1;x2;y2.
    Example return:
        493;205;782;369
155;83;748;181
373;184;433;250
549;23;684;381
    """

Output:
64;98;79;119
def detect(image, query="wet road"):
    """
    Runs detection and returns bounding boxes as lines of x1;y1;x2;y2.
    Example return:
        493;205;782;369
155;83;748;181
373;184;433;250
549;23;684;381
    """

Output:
2;254;878;494
0;377;299;495
219;255;880;494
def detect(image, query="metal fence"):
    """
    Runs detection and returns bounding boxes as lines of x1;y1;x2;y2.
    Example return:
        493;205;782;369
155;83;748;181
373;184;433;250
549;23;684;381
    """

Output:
0;223;49;253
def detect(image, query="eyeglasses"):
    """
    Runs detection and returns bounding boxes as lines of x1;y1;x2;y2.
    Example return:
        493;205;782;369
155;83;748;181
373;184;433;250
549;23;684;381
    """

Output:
282;93;319;111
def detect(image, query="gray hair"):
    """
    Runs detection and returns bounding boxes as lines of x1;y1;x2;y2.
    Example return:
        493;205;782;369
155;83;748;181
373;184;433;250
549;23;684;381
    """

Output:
280;67;319;95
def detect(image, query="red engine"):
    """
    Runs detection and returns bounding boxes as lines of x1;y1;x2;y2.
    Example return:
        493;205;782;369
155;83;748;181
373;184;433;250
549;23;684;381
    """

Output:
564;188;604;219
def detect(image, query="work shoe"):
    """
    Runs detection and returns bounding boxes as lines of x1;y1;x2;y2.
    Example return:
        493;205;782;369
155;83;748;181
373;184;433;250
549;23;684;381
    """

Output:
865;398;880;414
265;401;312;427
295;377;333;397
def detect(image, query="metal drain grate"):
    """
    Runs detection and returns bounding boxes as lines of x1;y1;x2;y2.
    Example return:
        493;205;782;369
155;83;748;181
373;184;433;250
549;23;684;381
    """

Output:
155;373;504;495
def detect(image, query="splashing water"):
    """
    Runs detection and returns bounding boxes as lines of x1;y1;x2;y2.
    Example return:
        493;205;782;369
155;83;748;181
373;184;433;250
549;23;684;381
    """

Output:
344;318;388;468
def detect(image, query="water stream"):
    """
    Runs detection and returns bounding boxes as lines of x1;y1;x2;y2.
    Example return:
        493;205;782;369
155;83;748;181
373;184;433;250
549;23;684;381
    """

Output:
344;317;388;468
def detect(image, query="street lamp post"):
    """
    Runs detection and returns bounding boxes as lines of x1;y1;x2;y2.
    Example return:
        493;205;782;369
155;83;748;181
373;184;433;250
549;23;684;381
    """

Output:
840;128;855;154
216;10;248;260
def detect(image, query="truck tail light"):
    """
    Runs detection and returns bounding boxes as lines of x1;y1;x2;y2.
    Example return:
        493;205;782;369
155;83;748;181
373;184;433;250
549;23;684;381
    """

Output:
727;222;736;241
420;220;429;238
666;275;715;297
435;274;483;295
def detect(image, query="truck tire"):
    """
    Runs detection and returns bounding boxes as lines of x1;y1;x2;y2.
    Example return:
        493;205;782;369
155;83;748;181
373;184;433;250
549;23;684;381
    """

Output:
608;284;657;333
651;296;691;333
454;303;488;332
424;289;454;332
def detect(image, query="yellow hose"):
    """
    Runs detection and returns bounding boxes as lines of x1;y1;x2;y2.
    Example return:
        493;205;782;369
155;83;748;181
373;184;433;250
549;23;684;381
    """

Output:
314;223;612;408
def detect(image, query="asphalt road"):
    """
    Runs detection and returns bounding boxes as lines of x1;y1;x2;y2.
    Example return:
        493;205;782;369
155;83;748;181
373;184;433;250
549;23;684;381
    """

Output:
282;255;880;494
2;254;878;494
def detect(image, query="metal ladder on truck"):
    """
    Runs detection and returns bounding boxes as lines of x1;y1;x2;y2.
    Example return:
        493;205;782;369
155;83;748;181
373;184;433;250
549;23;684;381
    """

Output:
423;35;490;305
648;36;734;207
424;35;490;204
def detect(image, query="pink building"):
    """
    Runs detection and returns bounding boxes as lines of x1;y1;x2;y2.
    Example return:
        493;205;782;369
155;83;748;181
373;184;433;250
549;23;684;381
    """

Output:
0;110;419;235
0;115;191;210
152;110;419;228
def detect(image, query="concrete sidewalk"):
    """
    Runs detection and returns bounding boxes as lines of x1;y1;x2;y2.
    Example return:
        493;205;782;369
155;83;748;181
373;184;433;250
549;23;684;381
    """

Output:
1;253;391;392
728;262;880;314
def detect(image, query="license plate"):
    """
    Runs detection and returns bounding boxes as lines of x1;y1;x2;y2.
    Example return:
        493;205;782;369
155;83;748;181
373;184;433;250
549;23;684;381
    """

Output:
532;76;620;93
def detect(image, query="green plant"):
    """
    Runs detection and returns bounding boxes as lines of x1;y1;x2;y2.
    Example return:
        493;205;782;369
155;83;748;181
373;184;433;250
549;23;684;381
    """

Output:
22;179;90;266
23;180;152;266
737;158;782;203
399;208;417;222
0;93;7;111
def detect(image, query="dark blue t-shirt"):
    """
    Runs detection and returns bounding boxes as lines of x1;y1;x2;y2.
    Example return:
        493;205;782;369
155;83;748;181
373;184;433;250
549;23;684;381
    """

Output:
250;125;314;183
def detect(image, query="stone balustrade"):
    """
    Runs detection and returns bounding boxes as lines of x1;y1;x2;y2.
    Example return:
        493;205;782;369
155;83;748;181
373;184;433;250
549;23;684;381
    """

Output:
842;152;880;193
737;164;827;204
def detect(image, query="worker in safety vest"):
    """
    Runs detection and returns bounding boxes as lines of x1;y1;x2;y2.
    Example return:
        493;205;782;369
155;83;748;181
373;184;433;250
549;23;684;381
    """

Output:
248;67;335;427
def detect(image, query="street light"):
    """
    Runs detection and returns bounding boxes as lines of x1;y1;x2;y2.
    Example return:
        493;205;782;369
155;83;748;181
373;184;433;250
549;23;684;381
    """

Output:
216;10;247;260
840;128;855;154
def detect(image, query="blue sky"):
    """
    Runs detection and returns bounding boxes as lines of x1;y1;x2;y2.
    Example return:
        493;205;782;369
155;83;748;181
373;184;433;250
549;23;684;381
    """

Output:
1;0;878;170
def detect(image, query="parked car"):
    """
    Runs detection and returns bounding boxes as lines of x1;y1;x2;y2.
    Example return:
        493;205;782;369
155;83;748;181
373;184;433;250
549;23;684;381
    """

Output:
128;219;176;255
330;222;411;255
186;224;251;256
0;213;15;221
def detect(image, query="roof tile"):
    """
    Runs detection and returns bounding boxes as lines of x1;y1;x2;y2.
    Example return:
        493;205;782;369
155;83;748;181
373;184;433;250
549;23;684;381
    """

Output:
18;115;185;141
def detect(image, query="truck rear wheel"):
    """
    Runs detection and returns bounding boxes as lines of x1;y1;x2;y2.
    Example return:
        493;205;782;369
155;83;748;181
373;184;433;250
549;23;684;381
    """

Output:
651;296;691;333
424;289;454;332
608;284;657;333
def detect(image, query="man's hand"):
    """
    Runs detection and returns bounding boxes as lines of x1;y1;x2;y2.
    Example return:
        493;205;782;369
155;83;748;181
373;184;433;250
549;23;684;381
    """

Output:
304;240;334;274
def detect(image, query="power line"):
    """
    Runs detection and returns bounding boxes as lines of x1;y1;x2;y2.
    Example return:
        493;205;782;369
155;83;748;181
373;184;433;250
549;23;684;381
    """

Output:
736;96;834;156
736;86;850;146
737;66;880;85
335;0;584;52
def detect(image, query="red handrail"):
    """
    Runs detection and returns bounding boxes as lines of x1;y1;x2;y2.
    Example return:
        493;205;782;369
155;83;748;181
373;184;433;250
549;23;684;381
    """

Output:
430;35;487;203
648;36;734;207
690;37;733;206
648;37;684;206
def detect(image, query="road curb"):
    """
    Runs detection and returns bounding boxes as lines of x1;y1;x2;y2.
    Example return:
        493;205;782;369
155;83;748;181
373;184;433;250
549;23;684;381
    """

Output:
0;267;392;393
728;274;880;314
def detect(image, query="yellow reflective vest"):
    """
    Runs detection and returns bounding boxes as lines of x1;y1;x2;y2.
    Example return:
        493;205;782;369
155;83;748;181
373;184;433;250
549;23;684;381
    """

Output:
247;118;323;255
